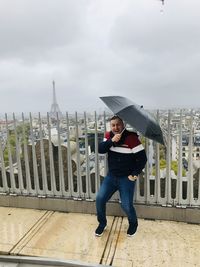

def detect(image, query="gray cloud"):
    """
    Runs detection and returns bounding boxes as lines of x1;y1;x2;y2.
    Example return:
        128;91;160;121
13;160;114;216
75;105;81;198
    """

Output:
0;0;200;114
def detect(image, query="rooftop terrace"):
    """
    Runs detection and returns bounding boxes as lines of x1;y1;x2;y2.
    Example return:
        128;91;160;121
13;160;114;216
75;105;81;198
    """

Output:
0;207;199;267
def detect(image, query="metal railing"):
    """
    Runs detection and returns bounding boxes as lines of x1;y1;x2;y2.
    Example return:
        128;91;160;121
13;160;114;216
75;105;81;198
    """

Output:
0;110;200;208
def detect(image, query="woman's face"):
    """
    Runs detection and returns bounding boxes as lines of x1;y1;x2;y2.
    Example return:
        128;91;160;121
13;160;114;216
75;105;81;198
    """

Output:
110;118;124;134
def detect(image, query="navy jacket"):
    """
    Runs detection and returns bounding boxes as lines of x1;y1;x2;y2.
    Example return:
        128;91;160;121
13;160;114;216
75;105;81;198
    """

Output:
98;129;147;177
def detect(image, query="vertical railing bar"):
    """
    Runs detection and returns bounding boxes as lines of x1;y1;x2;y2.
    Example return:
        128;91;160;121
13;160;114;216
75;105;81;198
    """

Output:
13;113;24;193
103;111;108;178
188;110;194;206
135;136;144;202
66;112;73;197
47;112;57;196
38;112;47;196
29;112;40;195
147;139;156;204
84;111;91;200
5;113;16;194
136;135;147;204
21;112;32;194
177;109;183;206
75;112;82;198
135;135;145;204
166;110;172;205
56;112;65;196
94;111;100;193
155;110;161;204
198;163;200;205
0;135;8;192
135;172;141;202
145;138;150;204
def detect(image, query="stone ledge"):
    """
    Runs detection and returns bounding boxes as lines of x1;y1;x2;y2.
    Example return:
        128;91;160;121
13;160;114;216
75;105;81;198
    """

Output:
0;195;199;224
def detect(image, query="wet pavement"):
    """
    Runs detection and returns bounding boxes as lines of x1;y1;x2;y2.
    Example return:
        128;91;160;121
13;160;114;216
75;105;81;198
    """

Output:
0;206;199;267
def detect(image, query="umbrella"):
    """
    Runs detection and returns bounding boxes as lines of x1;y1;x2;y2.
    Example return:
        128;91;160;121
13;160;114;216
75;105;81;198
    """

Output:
100;95;166;146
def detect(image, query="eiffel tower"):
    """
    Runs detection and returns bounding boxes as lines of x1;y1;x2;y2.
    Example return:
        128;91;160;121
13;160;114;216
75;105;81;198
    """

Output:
50;81;62;119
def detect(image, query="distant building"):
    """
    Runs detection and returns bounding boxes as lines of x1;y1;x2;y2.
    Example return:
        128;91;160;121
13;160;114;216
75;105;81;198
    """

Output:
182;135;200;160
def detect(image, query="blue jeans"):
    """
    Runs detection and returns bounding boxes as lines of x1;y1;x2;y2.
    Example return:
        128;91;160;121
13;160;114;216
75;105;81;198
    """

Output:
96;173;137;226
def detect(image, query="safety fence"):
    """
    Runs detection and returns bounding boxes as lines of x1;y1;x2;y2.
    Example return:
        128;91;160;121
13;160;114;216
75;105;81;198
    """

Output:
0;110;200;207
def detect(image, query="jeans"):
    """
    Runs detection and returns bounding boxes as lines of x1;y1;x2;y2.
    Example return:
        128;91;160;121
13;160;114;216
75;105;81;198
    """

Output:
96;173;137;226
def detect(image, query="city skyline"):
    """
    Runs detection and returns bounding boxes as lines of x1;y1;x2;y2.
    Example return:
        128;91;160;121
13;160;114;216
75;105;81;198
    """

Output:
0;0;200;113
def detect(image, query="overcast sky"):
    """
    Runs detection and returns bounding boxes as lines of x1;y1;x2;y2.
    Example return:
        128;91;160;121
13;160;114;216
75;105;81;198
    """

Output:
0;0;200;114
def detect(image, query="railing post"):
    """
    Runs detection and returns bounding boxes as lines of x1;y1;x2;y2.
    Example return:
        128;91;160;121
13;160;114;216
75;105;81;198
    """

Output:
94;111;100;193
103;111;108;177
13;113;24;194
74;112;82;199
177;109;183;206
84;112;91;200
198;165;200;205
56;112;65;196
155;110;161;204
38;112;48;195
166;110;172;206
145;138;150;204
46;112;57;196
29;112;40;195
188;110;194;206
5;113;16;194
0;135;8;193
21;112;32;194
66;112;73;197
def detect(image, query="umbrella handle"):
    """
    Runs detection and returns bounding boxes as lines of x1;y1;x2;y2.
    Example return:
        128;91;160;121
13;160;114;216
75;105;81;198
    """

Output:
120;127;126;134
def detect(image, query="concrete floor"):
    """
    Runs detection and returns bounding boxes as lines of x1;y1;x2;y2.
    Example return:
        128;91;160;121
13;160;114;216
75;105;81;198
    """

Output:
0;207;199;267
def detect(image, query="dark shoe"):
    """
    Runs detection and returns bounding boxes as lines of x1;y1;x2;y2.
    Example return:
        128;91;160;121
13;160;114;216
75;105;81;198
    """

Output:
127;222;138;237
95;224;107;237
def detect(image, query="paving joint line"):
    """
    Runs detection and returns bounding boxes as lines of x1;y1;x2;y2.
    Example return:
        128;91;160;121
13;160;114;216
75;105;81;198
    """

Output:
109;217;123;266
9;210;54;255
99;217;116;265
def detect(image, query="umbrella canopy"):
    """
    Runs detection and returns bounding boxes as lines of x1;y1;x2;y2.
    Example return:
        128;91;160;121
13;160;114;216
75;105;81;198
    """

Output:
100;95;165;146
